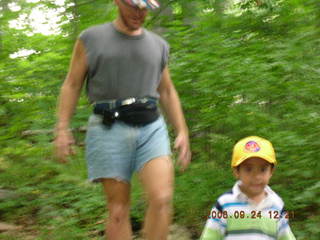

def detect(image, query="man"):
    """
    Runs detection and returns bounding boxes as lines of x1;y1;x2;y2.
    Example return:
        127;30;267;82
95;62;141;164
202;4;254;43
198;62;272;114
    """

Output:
54;0;191;239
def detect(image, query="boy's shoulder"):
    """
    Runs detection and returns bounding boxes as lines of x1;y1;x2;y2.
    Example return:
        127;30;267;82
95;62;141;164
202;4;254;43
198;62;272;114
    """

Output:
215;182;241;204
216;189;235;202
214;189;238;211
265;185;285;208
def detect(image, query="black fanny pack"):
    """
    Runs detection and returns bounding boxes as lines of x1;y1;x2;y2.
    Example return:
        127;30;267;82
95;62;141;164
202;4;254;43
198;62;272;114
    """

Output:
94;98;159;127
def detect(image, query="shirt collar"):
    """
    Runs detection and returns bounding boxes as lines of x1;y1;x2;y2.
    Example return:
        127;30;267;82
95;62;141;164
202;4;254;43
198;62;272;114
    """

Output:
232;180;244;199
232;180;273;207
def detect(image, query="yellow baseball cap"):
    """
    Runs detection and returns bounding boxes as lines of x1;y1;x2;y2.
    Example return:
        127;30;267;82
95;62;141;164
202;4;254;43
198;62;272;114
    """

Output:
231;136;277;167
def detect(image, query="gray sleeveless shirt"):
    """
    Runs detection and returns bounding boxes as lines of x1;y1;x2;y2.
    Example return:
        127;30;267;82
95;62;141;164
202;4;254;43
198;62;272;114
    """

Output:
79;23;169;103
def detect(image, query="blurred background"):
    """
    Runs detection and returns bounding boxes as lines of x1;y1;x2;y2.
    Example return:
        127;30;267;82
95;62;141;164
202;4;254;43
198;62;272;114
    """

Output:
0;0;319;239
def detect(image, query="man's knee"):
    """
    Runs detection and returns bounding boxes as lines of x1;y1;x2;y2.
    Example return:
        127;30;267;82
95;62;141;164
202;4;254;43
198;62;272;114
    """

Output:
108;203;130;224
149;191;172;210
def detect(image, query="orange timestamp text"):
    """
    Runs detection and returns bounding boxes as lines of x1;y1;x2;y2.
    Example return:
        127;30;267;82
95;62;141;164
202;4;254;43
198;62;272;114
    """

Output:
207;210;295;219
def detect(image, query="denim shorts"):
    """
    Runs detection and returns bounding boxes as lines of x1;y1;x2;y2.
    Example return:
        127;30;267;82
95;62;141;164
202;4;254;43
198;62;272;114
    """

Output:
85;114;171;183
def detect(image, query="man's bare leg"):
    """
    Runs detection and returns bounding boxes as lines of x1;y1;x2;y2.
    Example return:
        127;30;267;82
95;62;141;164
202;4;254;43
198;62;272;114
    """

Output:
139;156;174;240
101;178;132;240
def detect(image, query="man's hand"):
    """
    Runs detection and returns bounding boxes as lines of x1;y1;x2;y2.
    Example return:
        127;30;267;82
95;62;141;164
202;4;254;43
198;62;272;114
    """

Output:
158;66;192;171
174;131;191;172
54;130;75;163
54;39;87;163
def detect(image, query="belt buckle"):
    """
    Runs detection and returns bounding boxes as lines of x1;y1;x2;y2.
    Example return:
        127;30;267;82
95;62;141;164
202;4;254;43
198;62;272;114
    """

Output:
122;98;136;106
140;98;148;104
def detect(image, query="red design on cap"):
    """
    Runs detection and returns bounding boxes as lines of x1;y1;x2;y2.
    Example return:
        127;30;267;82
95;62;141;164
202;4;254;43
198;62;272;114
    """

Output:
245;141;260;152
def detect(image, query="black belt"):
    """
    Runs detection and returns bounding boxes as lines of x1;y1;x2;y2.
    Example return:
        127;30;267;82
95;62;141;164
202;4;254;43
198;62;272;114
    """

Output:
93;97;158;114
93;97;159;127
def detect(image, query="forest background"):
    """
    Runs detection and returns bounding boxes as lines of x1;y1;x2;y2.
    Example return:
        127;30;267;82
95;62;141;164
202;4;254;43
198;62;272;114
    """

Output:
0;0;319;239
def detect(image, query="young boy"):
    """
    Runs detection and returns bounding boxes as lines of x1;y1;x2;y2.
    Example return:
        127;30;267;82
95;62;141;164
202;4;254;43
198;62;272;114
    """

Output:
200;136;296;240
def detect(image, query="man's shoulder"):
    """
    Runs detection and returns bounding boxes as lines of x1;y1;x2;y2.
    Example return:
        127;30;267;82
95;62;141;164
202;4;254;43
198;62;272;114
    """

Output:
82;23;109;35
144;29;168;46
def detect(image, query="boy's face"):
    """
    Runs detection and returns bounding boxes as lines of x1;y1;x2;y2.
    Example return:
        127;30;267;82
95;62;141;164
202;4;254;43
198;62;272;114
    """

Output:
233;157;274;198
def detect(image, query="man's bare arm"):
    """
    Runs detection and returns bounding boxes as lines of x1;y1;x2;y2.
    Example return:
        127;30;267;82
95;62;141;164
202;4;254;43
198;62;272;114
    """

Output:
54;39;88;163
158;66;191;171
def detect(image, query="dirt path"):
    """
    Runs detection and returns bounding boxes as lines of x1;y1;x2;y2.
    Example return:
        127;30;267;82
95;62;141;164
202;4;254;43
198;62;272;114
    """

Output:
0;223;194;240
134;224;193;240
0;222;37;240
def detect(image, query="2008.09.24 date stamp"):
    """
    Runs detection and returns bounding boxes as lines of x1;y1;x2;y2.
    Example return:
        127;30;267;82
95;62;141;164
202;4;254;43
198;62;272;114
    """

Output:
207;210;295;219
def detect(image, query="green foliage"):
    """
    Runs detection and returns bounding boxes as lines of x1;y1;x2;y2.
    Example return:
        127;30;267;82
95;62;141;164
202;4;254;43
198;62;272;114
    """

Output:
164;0;320;238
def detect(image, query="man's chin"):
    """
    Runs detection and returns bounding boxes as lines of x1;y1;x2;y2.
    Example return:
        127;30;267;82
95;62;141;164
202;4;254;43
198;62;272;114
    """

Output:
128;21;144;30
128;25;141;31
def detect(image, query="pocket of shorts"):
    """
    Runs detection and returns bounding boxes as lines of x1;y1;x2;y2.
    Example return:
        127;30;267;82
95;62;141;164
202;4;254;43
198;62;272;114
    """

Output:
85;115;103;144
87;114;103;127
